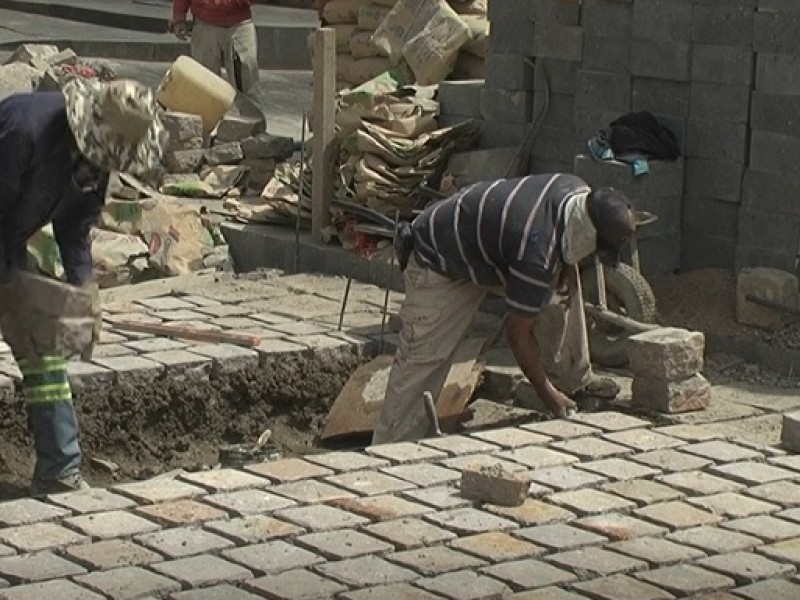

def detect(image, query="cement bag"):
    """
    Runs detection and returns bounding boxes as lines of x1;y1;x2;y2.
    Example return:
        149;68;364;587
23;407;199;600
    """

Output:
350;31;387;58
450;51;485;80
358;4;391;30
333;23;359;52
448;0;487;15
90;229;150;288
462;15;489;58
338;55;393;84
27;225;64;280
324;0;373;23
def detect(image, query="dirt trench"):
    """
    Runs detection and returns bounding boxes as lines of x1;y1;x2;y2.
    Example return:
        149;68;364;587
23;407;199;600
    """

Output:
0;352;364;499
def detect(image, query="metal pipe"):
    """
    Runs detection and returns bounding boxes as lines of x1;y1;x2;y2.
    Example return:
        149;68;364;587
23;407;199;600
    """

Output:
338;277;353;331
379;211;400;353
294;110;307;273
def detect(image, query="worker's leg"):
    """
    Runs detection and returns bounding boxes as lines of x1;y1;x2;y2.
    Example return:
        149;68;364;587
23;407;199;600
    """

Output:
373;258;487;445
190;19;225;77
228;20;260;93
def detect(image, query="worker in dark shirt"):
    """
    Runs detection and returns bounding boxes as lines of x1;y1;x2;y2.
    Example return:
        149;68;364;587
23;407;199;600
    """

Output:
0;78;166;495
374;174;636;444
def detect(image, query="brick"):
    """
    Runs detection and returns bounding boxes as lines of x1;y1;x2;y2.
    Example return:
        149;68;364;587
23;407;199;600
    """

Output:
550;489;636;516
450;532;543;563
610;535;705;566
603;429;685;452
460;465;530;507
271;480;355;504
366;443;447;464
0;499;69;526
692;43;754;85
684;160;743;203
577;458;660;481
710;462;797;486
340;584;444;600
0;580;104;600
632;449;713;472
223;539;321;575
304;451;389;473
637;564;735;596
485;54;533;91
529;465;607;491
202;489;295;516
438;80;484;116
632;0;692;41
0;551;85;583
551;437;632;461
487;10;534;55
518;523;604;552
165;148;204;173
245;569;346;600
689;493;780;518
151;555;252;588
747;481;800;507
172;584;262;600
382;464;460;487
736;213;799;272
631;39;690;81
578;513;667;541
204;141;243;166
697;551;794;584
366;517;456;550
628;327;705;381
669;526;763;554
296;530;391;560
0;523;87;552
570;412;651;432
735;579;800;600
573;574;673;600
602;479;685;506
245;458;332;483
75;566;181;600
161;111;203;151
523;420;600;439
691;3;755;45
480;88;532;124
319;555;419;587
275;504;369;532
205;515;302;544
485;498;575;526
582;36;631;75
533;24;583;62
722;515;800;542
388;546;485;576
325;470;414;496
135;526;233;558
333;494;432;522
179;469;268;493
65;510;160;539
442;454;527;474
416;569;512;600
484;558;577;588
633;373;712;414
240;133;294;160
402;486;472;510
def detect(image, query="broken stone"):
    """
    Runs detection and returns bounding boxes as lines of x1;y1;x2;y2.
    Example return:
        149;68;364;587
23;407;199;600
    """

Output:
214;115;262;143
165;149;205;174
45;49;77;68
628;327;705;381
782;411;800;453
632;373;711;414
0;63;44;98
461;464;531;506
161;111;204;152
4;44;59;66
736;267;800;330
241;158;276;191
205;141;244;166
241;133;295;160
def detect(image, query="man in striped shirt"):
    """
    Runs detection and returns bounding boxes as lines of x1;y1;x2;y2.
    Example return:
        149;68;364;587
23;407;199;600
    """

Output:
373;173;636;444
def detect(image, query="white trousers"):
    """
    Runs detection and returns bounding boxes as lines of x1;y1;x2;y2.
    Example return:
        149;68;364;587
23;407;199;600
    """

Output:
191;19;260;93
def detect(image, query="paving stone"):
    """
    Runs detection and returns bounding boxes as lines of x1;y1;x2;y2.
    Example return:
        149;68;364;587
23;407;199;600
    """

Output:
179;469;269;492
366;518;457;550
669;525;763;554
325;470;416;496
332;495;433;522
653;423;724;441
499;446;579;469
65;510;160;539
88;344;135;359
92;355;165;385
415;569;512;599
637;564;735;596
172;584;262;600
0;499;69;526
141;350;212;376
75;566;181;600
483;557;577;589
735;578;800;600
689;493;780;518
547;546;647;577
523;420;601;439
270;480;356;504
67;361;116;391
223;539;322;575
0;580;104;600
194;304;251;318
318;555;418;587
0;551;86;583
450;532;543;563
710;462;797;486
401;486;472;510
747;481;800;507
113;477;205;504
601;479;685;506
470;428;551;449
577;458;661;481
723;515;800;542
609;535;706;566
136;296;197;311
123;337;187;353
47;489;136;514
424;507;518;535
776;507;800;525
635;501;722;530
202;489;295;516
296;529;392;560
768;455;800;472
339;583;445;600
505;588;586;600
528;465;606;491
0;547;13;559
603;428;686;452
484;498;575;526
550;437;633;460
304;451;389;473
275;504;369;532
549;488;636;515
245;458;333;483
0;523;87;552
698;551;795;584
578;512;667;541
366;443;448;464
211;316;268;331
135;526;233;558
151;554;252;588
150;309;209;321
631;449;713;472
658;471;745;496
205;515;303;544
441;454;528;474
573;574;674;600
245;568;347;599
136;499;227;526
187;344;259;374
419;435;501;457
681;440;763;463
570;412;651;431
517;523;607;550
64;540;162;571
387;546;485;576
381;464;460;487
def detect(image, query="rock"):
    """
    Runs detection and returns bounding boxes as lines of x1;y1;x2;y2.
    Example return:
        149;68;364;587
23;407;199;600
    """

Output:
632;373;712;414
213;115;262;143
0;63;44;98
737;267;800;330
165;149;205;174
205;141;244;166
43;49;77;68
628;327;705;381
4;44;59;66
782;411;800;452
461;464;531;506
241;133;295;160
241;158;276;191
161;111;204;152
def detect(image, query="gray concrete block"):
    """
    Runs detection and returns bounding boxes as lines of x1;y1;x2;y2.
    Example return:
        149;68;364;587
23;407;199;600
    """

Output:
581;36;631;74
573;155;685;201
782;411;800;452
485;54;533;90
760;0;800;11
575;70;631;114
632;78;689;119
533;59;578;95
742;169;800;216
530;158;573;175
692;44;754;85
445;147;520;189
691;3;755;45
750;130;800;174
534;24;583;62
736;267;799;329
735;243;798;273
751;91;800;136
631;39;691;81
682;196;740;240
532;125;575;163
754;10;800;53
573;108;619;151
737;208;800;257
637;232;681;278
488;0;532;24
438;80;484;118
437;114;479;130
535;93;575;130
204;142;243;166
531;0;580;25
488;17;535;55
480;88;532;124
756;53;800;95
479;120;527;149
582;0;633;38
633;0;692;42
686;120;747;162
681;232;737;271
684;159;744;203
690;83;750;124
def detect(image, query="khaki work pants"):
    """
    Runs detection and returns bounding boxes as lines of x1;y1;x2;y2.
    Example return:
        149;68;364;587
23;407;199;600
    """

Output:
191;19;260;93
372;257;593;445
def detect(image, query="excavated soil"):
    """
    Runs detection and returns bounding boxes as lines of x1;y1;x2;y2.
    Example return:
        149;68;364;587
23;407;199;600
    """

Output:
0;353;364;499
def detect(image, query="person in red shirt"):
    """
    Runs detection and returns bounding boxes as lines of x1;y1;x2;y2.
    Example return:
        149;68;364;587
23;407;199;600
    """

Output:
170;0;259;94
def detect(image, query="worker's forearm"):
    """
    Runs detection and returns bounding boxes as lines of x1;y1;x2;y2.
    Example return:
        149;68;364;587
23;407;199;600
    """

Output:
172;0;191;21
506;325;554;396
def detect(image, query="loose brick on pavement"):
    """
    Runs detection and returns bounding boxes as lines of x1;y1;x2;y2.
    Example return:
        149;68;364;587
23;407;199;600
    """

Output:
573;573;674;600
550;437;633;460
0;523;87;552
697;551;795;584
113;477;206;504
245;568;347;600
75;566;182;600
136;499;227;526
366;442;448;464
304;451;389;473
602;479;685;506
205;515;303;544
325;470;416;496
150;554;253;588
735;578;800;600
710;462;798;486
470;427;551;449
415;569;512;599
296;529;392;560
223;539;322;575
269;480;356;504
387;546;486;576
547;546;647;577
484;498;575;526
722;515;800;542
420;435;501;456
669;526;763;554
517;523;608;551
65;539;163;570
450;532;543;563
635;501;722;530
569;412;651;431
631;449;713;472
483;558;577;589
0;499;69;526
609;535;706;566
202;489;296;516
424;507;518;535
688;493;780;518
332;494;433;522
576;458;661;481
340;583;446;600
274;504;369;532
0;551;86;583
172;584;263;600
746;481;800;507
524;420;601;439
47;489;136;514
636;564;735;596
245;458;333;483
381;464;460;487
179;469;269;493
0;579;105;600
549;488;636;515
317;555;418;587
135;526;233;558
402;486;473;510
680;440;763;463
65;510;161;539
529;465;607;491
577;512;667;541
602;428;686;452
366;518;457;550
658;471;745;496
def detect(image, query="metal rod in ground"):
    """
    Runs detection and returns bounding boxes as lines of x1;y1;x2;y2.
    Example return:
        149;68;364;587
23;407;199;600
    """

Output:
338;277;353;331
294;110;308;273
379;211;400;353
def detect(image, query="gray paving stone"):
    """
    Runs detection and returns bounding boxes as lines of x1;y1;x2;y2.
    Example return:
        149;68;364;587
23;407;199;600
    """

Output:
450;532;543;563
245;458;333;483
67;361;116;391
577;458;661;481
90;344;136;358
387;546;485;576
652;424;724;442
484;499;575;526
669;526;763;554
141;350;212;377
135;526;233;558
254;339;308;362
735;578;800;600
187;343;259;374
317;556;418;587
420;435;501;456
0;547;13;559
517;523;607;550
339;584;445;600
123;337;187;353
440;454;528;474
172;584;263;600
569;412;651;431
631;449;713;472
506;588;586;600
245;568;347;600
113;477;205;504
195;304;251;318
401;486;473;510
776;507;800;524
136;297;197;311
223;539;322;575
179;469;269;493
136;499;227;526
325;470;415;496
680;440;763;463
470;428;552;449
529;466;606;491
658;471;745;496
709;462;797;486
274;504;369;532
697;551;795;584
0;551;86;583
722;515;800;542
768;455;800;473
524;420;601;439
65;510;160;539
270;480;356;504
150;309;209;321
577;512;667;541
549;488;636;515
635;501;722;530
601;479;685;506
547;546;647;577
0;523;87;553
47;489;136;514
366;443;448;464
332;494;433;522
415;569;512;599
304;451;390;473
499;446;579;469
424;507;518;535
151;554;253;588
550;437;633;460
573;574;674;600
688;493;780;518
636;564;735;596
609;535;706;566
603;429;686;452
0;499;69;526
64;539;162;570
296;530;392;560
75;566;181;600
205;515;303;544
381;464;460;487
92;355;165;385
202;489;295;516
211;316;268;331
746;481;800;507
484;557;577;589
0;580;104;600
366;517;457;550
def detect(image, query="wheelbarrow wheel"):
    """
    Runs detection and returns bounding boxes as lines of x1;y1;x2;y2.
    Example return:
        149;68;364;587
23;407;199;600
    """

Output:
581;263;659;368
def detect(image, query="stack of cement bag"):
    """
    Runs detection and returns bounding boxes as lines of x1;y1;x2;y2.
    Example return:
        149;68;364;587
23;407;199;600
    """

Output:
447;0;489;80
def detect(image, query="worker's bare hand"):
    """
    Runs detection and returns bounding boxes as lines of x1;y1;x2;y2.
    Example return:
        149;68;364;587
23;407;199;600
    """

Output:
170;20;191;40
540;386;578;418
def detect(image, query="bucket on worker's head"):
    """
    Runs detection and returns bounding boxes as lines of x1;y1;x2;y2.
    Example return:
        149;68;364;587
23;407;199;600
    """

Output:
156;55;237;136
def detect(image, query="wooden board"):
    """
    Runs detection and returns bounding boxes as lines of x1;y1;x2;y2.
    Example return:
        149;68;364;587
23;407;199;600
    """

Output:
435;336;486;432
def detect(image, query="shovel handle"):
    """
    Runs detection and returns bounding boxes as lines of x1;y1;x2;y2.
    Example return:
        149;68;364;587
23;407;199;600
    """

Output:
109;319;262;348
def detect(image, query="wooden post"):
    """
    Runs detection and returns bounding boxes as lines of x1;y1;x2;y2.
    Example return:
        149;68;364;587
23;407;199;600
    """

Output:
311;27;336;242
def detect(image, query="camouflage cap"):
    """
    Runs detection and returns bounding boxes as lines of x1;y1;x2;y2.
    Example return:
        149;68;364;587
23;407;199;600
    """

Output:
62;78;167;179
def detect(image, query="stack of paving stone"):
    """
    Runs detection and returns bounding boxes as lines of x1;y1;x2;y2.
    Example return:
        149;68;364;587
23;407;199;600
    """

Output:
628;327;711;414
